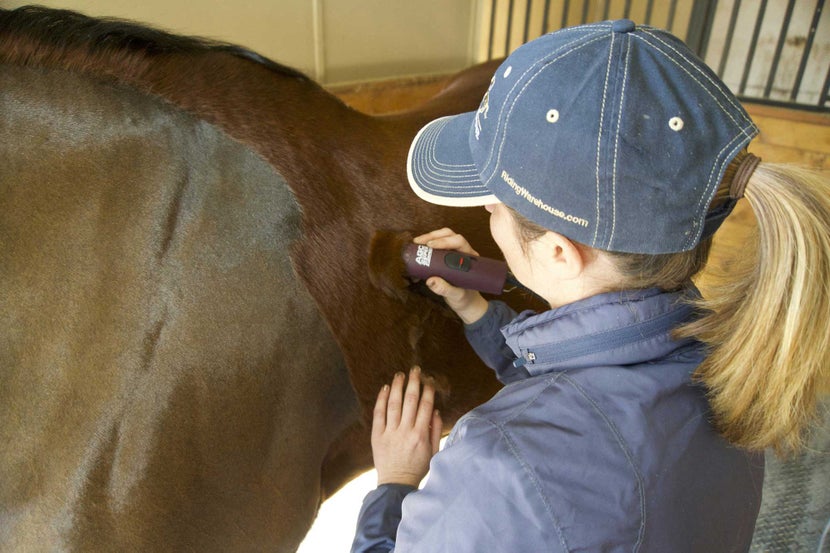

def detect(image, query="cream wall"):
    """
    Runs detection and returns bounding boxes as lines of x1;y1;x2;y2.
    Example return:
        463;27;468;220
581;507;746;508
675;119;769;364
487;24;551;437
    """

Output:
0;0;479;84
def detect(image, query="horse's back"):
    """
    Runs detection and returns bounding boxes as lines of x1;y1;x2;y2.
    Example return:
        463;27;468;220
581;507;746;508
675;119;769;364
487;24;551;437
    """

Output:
1;64;357;552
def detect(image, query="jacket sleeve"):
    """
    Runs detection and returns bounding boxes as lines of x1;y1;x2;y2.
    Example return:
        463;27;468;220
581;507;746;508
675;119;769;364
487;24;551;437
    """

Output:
464;300;529;384
351;484;417;553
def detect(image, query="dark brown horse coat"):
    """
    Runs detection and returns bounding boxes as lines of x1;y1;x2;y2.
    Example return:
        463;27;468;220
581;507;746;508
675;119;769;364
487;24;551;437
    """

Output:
0;7;529;552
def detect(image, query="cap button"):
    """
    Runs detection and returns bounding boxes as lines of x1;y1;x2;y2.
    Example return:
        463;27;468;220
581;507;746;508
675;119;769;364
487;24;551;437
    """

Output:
612;19;636;33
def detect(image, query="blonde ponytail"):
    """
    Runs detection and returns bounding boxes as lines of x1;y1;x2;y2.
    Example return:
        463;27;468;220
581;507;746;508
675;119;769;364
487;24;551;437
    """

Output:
680;158;830;454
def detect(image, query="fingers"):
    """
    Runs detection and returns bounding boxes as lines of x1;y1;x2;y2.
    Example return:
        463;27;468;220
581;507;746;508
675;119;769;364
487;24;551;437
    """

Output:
413;370;435;429
414;228;480;256
371;367;442;487
425;276;488;324
400;366;422;426
413;227;456;244
372;383;390;439
425;276;464;301
375;367;438;431
385;371;405;429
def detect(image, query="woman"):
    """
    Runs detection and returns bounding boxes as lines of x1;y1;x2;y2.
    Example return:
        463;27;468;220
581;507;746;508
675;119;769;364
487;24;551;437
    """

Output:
352;20;830;552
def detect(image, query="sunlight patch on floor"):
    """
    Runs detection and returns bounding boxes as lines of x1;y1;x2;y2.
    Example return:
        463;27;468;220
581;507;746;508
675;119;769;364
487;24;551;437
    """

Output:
298;436;447;551
297;469;377;552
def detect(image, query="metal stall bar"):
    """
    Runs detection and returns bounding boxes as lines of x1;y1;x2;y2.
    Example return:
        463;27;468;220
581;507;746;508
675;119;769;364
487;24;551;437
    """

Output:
685;0;719;60
558;0;568;30
790;0;825;102
763;0;797;99
488;0;497;59
644;0;655;25
717;0;743;77
667;0;679;33
542;0;553;33
739;0;769;95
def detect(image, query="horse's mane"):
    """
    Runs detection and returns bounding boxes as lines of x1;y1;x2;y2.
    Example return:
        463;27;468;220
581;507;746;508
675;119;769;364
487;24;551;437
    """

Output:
0;5;311;82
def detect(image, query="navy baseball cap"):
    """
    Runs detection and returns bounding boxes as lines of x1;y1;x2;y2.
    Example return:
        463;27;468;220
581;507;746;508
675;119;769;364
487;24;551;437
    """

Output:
407;20;758;254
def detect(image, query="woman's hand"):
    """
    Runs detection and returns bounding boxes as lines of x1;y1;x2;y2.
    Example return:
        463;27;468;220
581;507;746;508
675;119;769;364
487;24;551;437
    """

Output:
372;367;443;487
414;228;490;324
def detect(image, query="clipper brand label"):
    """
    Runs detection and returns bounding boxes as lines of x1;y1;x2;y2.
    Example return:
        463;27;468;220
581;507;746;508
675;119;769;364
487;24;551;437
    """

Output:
415;245;433;267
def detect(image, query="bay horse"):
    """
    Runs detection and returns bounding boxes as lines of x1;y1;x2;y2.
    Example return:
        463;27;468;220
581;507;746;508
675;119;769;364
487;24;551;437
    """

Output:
0;6;529;552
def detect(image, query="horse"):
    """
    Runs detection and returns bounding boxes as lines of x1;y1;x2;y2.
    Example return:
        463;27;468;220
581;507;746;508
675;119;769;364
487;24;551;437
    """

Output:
0;6;528;552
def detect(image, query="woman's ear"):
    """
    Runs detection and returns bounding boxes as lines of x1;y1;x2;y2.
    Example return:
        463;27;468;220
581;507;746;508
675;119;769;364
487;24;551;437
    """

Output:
533;231;586;281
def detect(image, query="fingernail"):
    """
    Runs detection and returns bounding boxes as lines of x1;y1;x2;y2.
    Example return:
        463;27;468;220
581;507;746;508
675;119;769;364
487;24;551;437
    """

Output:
382;384;390;392
411;366;420;374
395;372;405;379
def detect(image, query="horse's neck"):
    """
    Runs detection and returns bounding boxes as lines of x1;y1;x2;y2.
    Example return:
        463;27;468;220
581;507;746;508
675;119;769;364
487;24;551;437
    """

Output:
143;52;360;172
1;33;383;204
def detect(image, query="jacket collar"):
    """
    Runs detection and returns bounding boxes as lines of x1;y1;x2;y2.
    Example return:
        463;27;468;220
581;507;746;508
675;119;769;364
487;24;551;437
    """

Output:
503;287;700;376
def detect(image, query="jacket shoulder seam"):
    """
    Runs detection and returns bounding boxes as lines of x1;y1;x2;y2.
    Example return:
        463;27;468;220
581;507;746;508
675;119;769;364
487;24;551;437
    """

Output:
466;376;570;553
559;373;646;553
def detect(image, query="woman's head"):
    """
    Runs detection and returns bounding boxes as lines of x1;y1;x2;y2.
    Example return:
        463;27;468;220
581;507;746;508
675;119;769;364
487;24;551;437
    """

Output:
489;151;766;312
498;149;765;296
406;19;756;255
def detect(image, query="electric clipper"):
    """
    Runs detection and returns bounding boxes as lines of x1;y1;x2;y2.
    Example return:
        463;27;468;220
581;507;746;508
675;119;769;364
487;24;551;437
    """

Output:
402;243;509;295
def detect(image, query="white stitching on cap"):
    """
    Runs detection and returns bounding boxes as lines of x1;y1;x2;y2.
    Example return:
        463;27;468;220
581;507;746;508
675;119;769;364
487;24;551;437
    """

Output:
411;117;484;196
423;118;476;172
681;131;746;249
636;30;760;187
634;30;751;129
609;33;632;250
559;374;648;552
594;31;616;247
427;120;474;170
408;122;493;206
481;32;610;184
632;30;758;250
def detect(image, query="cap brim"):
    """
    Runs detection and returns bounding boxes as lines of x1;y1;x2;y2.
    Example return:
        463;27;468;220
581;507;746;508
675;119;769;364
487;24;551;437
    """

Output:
407;113;500;207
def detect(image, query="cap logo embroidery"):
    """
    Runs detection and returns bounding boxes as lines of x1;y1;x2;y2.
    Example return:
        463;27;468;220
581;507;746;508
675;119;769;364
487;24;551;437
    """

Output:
501;170;590;228
474;76;496;140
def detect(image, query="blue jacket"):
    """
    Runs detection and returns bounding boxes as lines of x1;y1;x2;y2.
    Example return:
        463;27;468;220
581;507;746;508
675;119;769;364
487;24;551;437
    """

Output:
352;288;764;552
